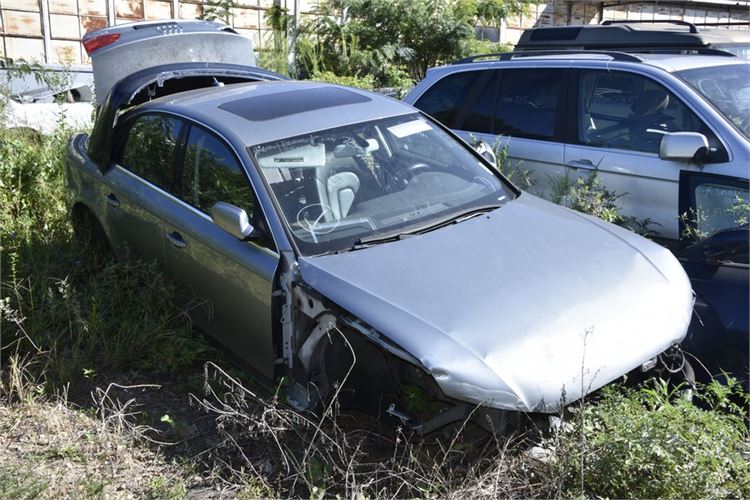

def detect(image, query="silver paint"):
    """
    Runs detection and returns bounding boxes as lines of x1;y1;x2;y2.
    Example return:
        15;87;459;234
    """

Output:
298;193;693;412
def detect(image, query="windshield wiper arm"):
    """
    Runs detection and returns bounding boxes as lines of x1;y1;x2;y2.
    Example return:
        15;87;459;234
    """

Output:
354;204;502;247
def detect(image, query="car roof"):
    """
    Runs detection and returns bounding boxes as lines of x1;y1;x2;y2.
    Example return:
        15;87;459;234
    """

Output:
426;51;748;77
138;80;414;146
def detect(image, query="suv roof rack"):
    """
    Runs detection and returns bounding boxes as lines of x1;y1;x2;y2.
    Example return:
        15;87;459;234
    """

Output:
601;19;699;33
455;50;643;64
516;22;750;53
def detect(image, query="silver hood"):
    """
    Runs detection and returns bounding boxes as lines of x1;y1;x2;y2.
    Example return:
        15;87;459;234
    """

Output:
298;194;694;413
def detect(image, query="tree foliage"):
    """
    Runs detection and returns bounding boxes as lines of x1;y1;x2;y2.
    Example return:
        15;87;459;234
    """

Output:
299;0;528;84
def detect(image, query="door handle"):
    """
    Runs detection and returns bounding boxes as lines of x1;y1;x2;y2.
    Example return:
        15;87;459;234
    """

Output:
106;193;120;208
166;231;187;249
566;159;596;171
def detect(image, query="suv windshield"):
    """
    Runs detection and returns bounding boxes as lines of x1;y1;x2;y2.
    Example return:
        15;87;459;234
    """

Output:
714;44;750;59
251;113;513;255
676;63;750;140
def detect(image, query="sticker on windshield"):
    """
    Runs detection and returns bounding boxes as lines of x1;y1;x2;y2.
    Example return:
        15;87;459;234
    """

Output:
387;119;432;138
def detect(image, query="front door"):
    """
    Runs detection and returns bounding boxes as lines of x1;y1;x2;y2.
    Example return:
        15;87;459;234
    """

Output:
565;69;731;241
161;123;279;383
679;170;749;243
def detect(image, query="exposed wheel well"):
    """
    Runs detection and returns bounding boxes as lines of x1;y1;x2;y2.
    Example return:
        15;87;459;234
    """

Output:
71;203;111;256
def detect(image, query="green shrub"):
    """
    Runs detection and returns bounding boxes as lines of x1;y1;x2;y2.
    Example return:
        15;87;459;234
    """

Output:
310;71;376;90
552;169;657;236
551;379;750;499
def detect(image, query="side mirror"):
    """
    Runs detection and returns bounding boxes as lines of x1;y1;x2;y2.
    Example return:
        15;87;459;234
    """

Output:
210;202;255;240
659;132;708;162
473;140;497;165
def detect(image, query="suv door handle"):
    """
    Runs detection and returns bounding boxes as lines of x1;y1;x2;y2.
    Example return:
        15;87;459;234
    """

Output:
567;159;596;171
106;193;120;208
166;231;187;249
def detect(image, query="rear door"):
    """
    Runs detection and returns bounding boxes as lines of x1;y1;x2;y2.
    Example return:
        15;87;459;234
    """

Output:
415;67;568;195
105;113;185;263
161;123;279;383
565;68;731;241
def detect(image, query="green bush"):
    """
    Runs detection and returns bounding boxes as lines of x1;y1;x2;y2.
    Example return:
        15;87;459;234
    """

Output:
551;169;657;236
551;379;750;499
310;70;376;90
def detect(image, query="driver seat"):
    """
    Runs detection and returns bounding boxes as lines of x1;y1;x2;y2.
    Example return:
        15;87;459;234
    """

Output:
315;157;360;221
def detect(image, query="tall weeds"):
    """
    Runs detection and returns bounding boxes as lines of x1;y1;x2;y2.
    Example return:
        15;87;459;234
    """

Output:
0;126;206;390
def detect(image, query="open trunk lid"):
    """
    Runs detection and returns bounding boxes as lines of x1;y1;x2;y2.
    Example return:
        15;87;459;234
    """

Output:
83;19;257;105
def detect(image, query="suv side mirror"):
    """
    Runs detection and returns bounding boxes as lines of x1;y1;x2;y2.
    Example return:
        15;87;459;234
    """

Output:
473;140;497;165
210;202;255;240
659;132;709;162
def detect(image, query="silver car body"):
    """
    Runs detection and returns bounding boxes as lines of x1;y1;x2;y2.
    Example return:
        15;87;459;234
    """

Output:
66;79;694;416
403;54;750;242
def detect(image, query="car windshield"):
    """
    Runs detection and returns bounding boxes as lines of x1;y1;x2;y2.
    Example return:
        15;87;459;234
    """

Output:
676;63;750;140
251;113;513;255
713;44;750;59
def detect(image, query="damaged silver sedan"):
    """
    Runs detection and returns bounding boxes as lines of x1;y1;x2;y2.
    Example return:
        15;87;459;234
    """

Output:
66;75;694;432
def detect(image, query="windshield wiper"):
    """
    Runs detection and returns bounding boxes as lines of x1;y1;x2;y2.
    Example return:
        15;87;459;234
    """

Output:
354;204;502;248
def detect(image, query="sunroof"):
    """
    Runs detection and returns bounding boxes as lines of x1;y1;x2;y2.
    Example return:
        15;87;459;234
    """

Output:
218;86;372;121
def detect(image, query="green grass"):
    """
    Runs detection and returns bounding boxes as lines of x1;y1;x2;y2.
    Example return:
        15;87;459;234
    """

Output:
0;465;49;499
551;379;750;499
1;128;210;389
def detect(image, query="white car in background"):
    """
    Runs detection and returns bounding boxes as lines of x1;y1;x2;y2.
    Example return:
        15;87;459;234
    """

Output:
1;66;94;133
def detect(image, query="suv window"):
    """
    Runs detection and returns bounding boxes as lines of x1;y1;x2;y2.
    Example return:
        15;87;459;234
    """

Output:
414;71;482;128
457;71;499;134
120;114;183;191
181;125;256;217
493;68;563;140
693;181;749;238
578;70;724;158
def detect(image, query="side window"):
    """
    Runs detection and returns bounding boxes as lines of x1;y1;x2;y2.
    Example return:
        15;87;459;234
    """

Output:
493;68;562;140
120;114;183;191
681;171;749;251
458;71;499;134
693;181;749;238
578;70;725;158
181;125;256;217
413;71;482;128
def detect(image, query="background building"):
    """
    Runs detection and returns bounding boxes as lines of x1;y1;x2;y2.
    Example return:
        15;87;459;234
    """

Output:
493;0;750;45
1;0;749;65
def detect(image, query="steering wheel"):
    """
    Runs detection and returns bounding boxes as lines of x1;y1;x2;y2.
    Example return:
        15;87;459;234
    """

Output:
407;163;431;180
295;203;339;243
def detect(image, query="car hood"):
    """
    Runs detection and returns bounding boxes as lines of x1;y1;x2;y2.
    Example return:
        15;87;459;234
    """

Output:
298;194;694;412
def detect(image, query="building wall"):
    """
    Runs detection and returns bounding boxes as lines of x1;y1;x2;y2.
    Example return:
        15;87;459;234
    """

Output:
496;1;750;45
0;0;315;65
